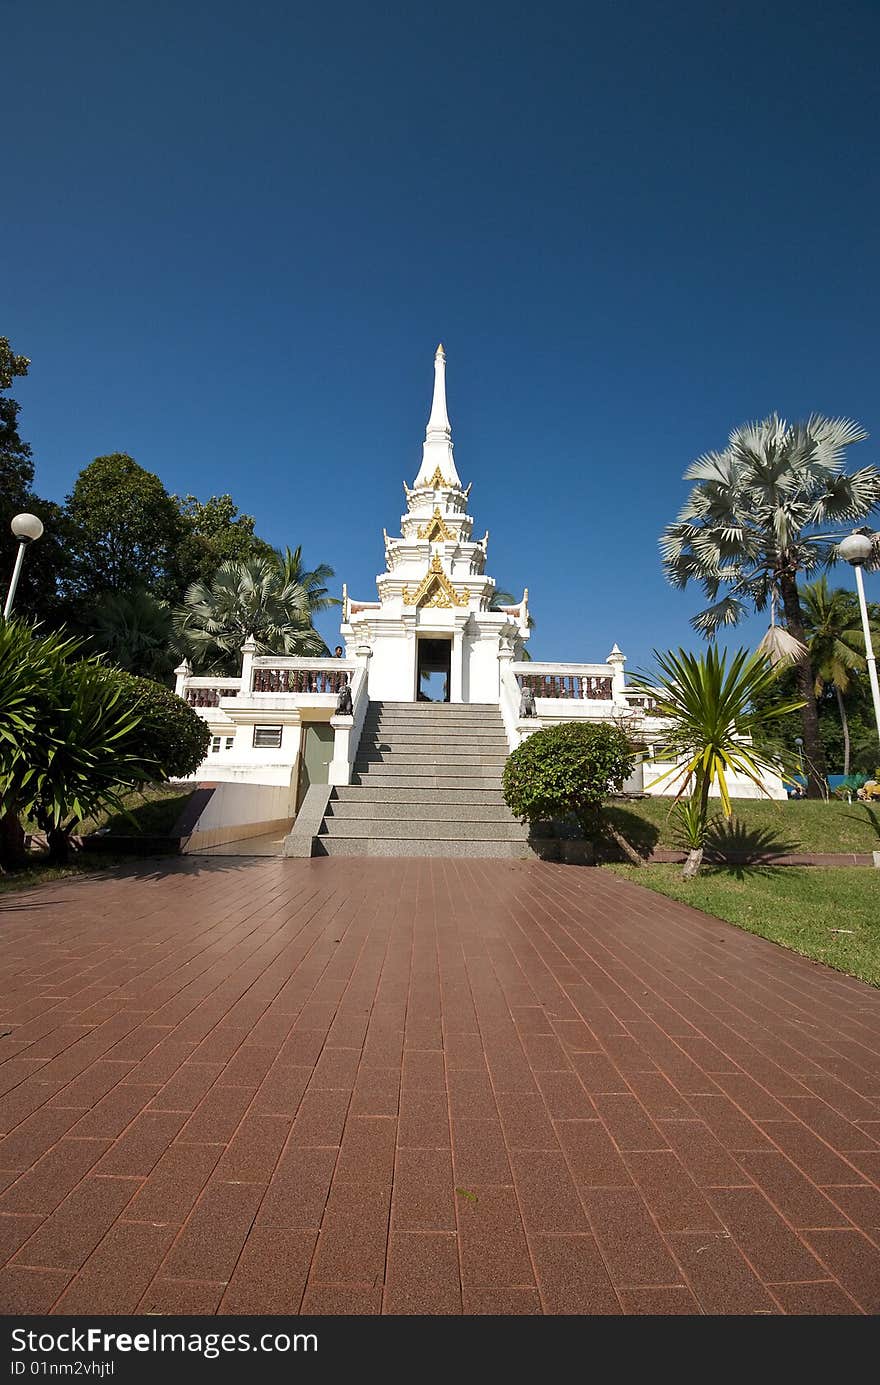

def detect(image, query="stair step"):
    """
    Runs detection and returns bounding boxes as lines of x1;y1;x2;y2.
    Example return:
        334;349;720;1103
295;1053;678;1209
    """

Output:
320;818;528;840
351;774;503;790
332;786;508;805
356;756;508;771
327;801;518;822
315;838;536;858
362;729;509;741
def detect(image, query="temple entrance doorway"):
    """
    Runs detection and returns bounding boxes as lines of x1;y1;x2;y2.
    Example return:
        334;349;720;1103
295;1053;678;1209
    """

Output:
416;636;451;702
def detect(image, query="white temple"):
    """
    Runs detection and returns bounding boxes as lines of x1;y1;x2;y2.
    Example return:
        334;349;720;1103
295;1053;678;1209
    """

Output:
340;344;530;703
174;346;785;854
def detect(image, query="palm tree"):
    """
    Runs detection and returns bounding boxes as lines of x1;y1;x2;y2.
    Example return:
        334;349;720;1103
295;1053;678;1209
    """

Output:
661;414;880;796
173;557;328;673
275;546;339;612
632;646;803;878
88;588;175;681
800;577;876;776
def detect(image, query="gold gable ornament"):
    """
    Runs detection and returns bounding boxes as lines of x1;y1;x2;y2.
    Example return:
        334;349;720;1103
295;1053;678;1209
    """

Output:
402;555;470;608
416;507;455;542
427;466;448;489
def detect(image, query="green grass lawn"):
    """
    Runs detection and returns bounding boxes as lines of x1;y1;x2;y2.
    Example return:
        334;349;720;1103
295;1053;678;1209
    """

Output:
0;785;195;897
606;863;880;987
80;783;194;837
604;796;880;856
0;853;136;897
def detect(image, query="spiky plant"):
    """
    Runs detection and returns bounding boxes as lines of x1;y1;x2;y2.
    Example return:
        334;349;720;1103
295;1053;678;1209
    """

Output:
631;646;803;877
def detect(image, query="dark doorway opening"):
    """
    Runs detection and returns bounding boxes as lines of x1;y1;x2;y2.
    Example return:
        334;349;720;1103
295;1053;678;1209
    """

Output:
417;637;451;702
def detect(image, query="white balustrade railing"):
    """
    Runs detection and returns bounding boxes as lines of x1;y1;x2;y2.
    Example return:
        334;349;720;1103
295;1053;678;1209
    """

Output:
510;661;616;702
250;657;356;695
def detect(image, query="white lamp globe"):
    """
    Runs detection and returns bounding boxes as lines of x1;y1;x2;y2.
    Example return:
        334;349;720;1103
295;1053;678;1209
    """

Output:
10;513;44;544
838;532;873;566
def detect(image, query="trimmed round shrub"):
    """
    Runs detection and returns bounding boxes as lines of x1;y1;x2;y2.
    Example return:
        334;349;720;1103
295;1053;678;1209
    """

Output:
502;721;635;837
115;672;210;780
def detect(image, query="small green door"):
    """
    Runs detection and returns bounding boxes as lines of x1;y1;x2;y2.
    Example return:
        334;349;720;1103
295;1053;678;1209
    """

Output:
298;722;335;807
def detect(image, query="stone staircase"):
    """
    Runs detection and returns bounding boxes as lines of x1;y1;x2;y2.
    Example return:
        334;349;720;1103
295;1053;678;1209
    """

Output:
314;701;533;857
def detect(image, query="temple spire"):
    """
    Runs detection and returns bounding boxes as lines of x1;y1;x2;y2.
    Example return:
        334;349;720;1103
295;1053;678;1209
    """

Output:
426;343;450;439
413;343;462;489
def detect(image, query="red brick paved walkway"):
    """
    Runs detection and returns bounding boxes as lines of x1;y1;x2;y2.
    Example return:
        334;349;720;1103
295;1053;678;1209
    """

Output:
1;857;879;1316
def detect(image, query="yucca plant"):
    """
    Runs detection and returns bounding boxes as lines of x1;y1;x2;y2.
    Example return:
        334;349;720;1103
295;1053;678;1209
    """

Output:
27;660;148;862
0;620;153;865
632;647;803;878
661;414;880;795
0;621;79;866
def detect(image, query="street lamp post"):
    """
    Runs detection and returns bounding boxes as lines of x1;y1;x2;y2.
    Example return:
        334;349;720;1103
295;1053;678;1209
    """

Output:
3;513;44;619
839;530;880;752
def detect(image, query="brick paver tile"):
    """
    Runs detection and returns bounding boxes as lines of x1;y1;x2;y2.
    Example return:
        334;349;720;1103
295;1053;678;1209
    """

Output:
619;1285;703;1314
393;1147;456;1232
2;856;880;1316
255;1145;338;1230
124;1142;222;1225
707;1187;830;1283
581;1187;683;1287
158;1180;263;1282
308;1181;390;1285
384;1232;461;1314
301;1284;383;1314
456;1185;534;1288
802;1229;880;1313
11;1176;137;1270
0;1266;70;1313
529;1233;620;1314
140;1279;226;1314
733;1150;850;1229
668;1232;779;1315
219;1227;316;1314
52;1221;177;1314
510;1149;589;1234
624;1151;721;1232
769;1281;861;1315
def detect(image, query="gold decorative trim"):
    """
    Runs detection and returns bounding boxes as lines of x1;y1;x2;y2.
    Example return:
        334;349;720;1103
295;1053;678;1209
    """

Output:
427;465;447;488
402;555;470;608
416;507;455;542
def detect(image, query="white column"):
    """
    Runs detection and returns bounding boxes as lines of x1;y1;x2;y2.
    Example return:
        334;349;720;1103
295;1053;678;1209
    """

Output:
450;626;464;703
854;565;880;749
328;716;353;786
240;635;258;693
607;643;627;705
174;659;192;698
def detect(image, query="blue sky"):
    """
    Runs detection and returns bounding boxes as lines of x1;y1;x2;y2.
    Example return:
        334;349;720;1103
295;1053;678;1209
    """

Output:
4;0;879;667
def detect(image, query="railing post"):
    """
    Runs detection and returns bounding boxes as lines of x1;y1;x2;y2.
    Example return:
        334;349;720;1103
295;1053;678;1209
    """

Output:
607;643;627;706
174;659;192;698
240;636;258;693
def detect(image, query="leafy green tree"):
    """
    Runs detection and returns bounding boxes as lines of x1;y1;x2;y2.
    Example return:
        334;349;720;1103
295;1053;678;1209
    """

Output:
173;557;328;673
66;453;182;596
632;646;802;878
0;337;33;500
87;588;176;682
801;577;876;776
0;338;72;620
752;594;880;777
275;545;339;612
169;494;275;595
502;721;641;862
661;414;880;795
